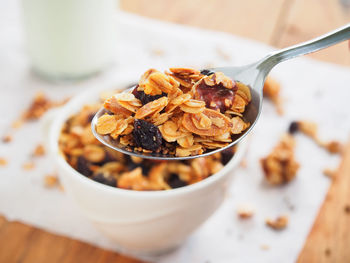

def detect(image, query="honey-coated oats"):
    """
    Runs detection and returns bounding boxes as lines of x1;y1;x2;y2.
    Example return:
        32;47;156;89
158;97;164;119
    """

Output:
96;68;251;157
260;134;300;185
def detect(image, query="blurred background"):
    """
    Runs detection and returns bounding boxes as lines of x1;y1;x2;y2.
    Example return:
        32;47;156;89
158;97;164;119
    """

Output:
0;0;349;262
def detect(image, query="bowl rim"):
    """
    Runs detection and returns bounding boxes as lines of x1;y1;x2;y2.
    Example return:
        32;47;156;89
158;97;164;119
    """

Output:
48;77;248;199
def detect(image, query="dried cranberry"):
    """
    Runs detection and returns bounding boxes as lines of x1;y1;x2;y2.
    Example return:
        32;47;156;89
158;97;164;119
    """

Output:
92;173;117;187
195;81;235;113
221;147;235;165
76;156;92;177
132;86;166;105
133;119;162;151
168;173;187;189
288;121;299;134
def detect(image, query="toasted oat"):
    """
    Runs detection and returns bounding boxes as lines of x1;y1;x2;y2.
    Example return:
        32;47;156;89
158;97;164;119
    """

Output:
182;109;232;137
261;134;299;185
0;158;8;166
33;144;45;156
176;144;203;157
2;134;12;143
297;120;318;139
319;140;344;154
118;168;150;190
114;93;142;113
240;159;247;168
135;97;168;119
140;71;179;95
266;215;288;230
231;117;249;134
179;99;206;114
22;161;35;170
11;119;24;129
83;145;105;163
96;115;118;135
236;82;252;103
237;205;254;219
323;168;337;179
44;174;59;188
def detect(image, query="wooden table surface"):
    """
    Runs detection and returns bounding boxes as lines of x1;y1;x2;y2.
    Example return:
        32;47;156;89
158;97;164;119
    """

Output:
1;0;349;262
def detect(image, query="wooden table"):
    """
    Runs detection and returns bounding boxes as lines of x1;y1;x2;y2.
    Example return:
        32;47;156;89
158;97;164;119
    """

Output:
1;1;349;262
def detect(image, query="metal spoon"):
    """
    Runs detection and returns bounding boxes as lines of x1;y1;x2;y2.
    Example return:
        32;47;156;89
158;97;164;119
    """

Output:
92;23;350;160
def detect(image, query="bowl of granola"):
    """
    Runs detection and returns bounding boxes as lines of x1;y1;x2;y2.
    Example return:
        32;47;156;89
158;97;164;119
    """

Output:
44;75;248;256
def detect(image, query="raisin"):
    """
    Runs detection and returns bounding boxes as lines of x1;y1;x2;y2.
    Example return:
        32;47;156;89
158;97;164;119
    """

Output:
92;173;117;187
139;161;153;176
125;155;139;171
133;119;162;151
102;151;117;163
221;147;234;165
200;69;215;76
288;121;299;134
76;156;93;177
195;81;235;113
168;173;187;189
132;86;166;105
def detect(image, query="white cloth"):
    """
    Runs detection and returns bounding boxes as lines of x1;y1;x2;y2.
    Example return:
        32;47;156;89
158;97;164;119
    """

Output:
1;2;350;262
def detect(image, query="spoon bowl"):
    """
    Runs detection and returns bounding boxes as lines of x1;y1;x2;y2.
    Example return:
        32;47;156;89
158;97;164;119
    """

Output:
92;23;350;160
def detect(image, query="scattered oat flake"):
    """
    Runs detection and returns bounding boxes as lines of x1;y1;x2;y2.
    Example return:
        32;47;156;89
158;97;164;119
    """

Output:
22;161;35;170
2;134;12;143
44;174;59;188
33;144;45;156
237;205;254;219
323;168;337;179
0;158;8;166
266;215;288;230
320;140;344;154
58;184;65;192
239;159;247;168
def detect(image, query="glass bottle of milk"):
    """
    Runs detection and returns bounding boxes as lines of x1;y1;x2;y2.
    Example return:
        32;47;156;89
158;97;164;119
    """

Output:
21;0;117;81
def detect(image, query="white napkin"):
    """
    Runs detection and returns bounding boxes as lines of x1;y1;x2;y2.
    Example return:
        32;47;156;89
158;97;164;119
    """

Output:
1;2;350;262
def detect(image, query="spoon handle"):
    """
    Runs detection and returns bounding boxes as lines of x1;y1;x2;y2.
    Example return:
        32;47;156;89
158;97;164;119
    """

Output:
259;23;350;73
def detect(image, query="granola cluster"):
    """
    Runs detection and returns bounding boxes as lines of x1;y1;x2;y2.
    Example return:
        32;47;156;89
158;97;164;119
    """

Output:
59;100;236;191
96;68;251;157
260;134;300;185
12;91;69;128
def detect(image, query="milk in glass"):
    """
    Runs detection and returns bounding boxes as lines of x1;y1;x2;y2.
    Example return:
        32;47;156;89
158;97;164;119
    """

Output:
22;0;117;80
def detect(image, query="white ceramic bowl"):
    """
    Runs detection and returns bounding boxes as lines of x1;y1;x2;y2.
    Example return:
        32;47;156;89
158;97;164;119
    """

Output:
44;76;247;256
